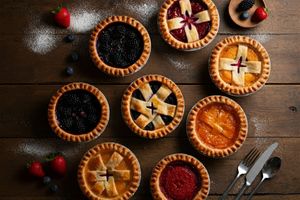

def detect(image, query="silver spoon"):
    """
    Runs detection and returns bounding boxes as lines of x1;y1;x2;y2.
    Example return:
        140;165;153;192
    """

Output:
247;157;281;200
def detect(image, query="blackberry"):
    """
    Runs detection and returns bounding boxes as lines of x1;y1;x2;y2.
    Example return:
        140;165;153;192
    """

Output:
237;0;255;12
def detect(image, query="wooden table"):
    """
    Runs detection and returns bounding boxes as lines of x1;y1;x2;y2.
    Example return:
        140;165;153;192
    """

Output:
0;0;299;199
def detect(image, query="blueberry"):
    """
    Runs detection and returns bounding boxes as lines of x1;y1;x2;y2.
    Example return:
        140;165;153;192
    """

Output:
50;184;59;193
65;66;74;76
70;51;79;62
43;176;51;185
240;11;250;20
65;34;75;42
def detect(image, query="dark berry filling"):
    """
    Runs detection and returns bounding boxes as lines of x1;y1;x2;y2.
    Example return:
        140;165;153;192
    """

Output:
159;161;201;200
96;22;144;68
167;0;211;42
56;90;101;134
131;81;177;130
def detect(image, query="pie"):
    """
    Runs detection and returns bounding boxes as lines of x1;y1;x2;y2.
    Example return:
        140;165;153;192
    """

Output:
90;15;151;77
158;0;219;50
210;36;271;96
187;95;248;157
78;142;141;199
48;82;110;142
151;153;210;200
122;74;185;139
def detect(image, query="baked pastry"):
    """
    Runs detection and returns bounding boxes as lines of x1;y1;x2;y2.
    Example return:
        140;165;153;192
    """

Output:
151;153;210;200
78;142;141;199
90;16;151;77
187;95;248;157
158;0;219;51
48;82;109;142
122;74;185;139
210;36;271;96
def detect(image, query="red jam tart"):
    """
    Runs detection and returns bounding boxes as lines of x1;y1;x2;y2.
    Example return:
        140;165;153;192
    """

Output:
159;0;219;50
151;154;210;200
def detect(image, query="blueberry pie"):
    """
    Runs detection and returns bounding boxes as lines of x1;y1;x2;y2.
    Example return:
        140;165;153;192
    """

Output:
48;82;109;142
90;16;151;76
210;36;271;96
78;142;141;199
158;0;219;51
122;75;185;139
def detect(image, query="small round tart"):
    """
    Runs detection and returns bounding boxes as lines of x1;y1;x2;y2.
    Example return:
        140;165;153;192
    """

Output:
122;74;185;139
210;36;271;96
90;16;151;77
187;95;248;157
158;0;219;51
151;153;210;200
78;142;141;200
48;82;109;142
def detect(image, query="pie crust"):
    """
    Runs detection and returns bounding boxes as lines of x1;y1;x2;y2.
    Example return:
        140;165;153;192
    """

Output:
78;142;141;200
150;153;210;200
122;74;185;139
187;95;248;157
90;15;151;77
48;82;110;142
158;0;219;51
209;35;271;96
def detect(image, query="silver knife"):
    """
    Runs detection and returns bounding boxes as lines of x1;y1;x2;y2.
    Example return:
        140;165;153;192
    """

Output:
235;142;278;200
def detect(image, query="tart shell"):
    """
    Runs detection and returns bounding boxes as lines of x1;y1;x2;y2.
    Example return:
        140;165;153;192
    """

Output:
187;95;248;158
90;15;151;77
122;74;185;139
209;35;271;96
150;153;210;200
48;82;110;142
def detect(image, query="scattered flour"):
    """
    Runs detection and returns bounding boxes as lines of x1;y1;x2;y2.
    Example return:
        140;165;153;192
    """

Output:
17;142;50;157
166;54;192;71
248;34;271;44
250;116;269;137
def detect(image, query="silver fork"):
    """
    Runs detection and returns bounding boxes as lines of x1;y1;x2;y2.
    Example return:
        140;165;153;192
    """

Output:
219;148;260;200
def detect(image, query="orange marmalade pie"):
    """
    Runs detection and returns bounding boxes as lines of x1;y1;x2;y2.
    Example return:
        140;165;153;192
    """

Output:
78;142;141;199
210;36;271;96
187;96;248;157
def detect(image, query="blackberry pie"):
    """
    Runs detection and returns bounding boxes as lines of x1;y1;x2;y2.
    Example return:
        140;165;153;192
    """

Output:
90;16;151;77
48;82;109;142
122;75;185;139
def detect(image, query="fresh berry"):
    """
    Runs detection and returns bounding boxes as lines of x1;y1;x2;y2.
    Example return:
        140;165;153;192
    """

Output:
237;0;255;12
65;66;74;76
43;176;51;185
50;184;59;193
65;34;75;42
52;5;70;28
70;51;79;62
50;155;67;176
252;7;268;22
240;11;250;20
28;161;45;178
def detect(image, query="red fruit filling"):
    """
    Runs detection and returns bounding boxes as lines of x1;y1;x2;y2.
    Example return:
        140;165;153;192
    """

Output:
167;0;211;42
159;161;201;200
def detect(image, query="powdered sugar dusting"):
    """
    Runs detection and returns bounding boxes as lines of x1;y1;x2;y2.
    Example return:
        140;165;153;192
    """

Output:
248;34;271;44
166;54;192;71
250;116;269;137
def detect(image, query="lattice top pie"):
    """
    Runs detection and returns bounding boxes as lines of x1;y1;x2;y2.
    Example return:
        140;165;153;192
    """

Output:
122;75;185;139
158;0;219;50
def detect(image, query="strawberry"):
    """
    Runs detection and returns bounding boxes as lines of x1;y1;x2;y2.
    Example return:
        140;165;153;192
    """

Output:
28;161;45;178
50;155;67;176
252;7;268;23
52;5;70;28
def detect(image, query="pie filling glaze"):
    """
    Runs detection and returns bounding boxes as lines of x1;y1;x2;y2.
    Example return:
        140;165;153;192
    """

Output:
56;90;102;134
167;0;211;43
130;81;177;131
159;161;201;200
196;102;240;149
96;22;144;68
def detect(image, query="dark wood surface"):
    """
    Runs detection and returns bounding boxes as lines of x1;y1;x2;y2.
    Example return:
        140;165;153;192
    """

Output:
0;0;299;199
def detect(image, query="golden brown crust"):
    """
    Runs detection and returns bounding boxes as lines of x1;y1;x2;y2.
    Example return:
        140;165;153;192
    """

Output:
187;95;248;158
121;74;185;139
78;142;141;200
158;0;219;51
48;82;110;142
89;16;151;77
209;35;271;96
150;153;210;200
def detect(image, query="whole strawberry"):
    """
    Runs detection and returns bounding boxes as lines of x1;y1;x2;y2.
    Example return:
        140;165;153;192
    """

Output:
52;5;70;28
252;7;268;23
28;161;45;178
50;155;67;176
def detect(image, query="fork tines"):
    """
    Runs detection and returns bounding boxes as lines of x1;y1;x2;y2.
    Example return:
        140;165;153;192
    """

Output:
243;147;260;166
